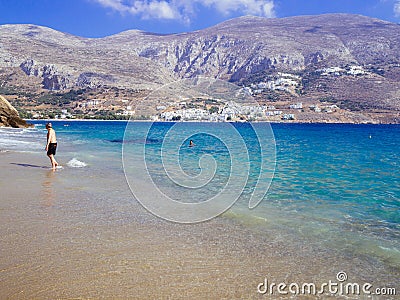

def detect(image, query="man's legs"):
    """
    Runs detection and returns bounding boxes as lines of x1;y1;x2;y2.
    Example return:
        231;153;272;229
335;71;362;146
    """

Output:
48;154;58;169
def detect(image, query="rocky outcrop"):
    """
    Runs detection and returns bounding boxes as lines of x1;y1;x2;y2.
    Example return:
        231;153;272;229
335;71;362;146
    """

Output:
0;95;32;128
77;72;116;88
20;59;71;90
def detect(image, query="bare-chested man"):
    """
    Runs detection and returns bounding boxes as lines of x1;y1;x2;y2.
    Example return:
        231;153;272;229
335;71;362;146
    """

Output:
45;122;59;170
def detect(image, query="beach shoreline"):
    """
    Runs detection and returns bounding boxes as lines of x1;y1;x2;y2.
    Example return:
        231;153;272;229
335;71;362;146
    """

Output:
1;149;399;298
23;118;400;125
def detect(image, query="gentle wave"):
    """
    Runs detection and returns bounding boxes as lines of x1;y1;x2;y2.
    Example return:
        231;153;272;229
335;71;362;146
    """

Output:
0;137;42;150
67;158;87;168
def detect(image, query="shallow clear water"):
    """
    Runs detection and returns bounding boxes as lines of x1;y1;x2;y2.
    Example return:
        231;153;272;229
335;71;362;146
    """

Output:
0;120;399;297
1;121;399;244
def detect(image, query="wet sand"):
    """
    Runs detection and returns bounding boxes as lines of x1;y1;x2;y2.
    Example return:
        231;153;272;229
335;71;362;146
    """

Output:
0;151;398;299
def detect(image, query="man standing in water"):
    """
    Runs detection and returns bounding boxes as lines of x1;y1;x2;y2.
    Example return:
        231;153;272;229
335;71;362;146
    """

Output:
45;122;59;170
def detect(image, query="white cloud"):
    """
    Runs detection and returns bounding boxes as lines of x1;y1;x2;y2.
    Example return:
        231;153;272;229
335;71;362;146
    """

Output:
201;0;275;18
94;0;129;12
92;0;276;22
395;0;400;17
261;1;275;17
93;0;179;19
129;1;179;19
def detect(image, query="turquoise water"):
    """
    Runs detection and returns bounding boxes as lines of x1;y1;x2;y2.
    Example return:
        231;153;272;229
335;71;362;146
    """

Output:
1;121;399;271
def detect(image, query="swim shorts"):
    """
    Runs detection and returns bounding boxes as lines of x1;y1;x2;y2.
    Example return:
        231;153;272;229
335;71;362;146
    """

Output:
47;143;57;156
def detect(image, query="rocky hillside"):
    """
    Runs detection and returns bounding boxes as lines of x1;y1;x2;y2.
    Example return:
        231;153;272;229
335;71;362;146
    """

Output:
0;25;175;90
100;14;400;80
0;14;399;122
1;14;399;87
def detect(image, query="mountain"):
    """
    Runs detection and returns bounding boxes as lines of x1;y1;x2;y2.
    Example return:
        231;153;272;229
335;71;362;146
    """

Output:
100;14;400;80
0;24;175;90
0;14;399;123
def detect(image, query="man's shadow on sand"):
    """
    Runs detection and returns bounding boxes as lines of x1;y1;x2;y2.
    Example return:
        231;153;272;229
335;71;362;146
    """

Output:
10;162;49;169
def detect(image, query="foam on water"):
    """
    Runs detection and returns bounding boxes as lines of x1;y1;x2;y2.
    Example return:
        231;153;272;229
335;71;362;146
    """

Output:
0;127;42;151
67;158;87;168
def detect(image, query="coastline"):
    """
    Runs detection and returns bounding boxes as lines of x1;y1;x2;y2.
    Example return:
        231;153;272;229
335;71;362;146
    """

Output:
25;118;400;125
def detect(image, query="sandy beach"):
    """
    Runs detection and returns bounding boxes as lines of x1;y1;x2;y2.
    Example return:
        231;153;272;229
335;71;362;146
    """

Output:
1;148;398;299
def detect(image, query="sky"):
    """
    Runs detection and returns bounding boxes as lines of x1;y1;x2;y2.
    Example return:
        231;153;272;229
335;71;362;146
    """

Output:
0;0;399;37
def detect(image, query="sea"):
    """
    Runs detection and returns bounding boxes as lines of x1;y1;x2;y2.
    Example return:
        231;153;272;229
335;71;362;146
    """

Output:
0;120;399;297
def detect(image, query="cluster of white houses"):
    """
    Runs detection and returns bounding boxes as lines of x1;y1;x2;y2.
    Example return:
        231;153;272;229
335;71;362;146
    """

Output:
242;66;369;96
244;72;301;95
158;105;282;122
154;100;341;122
319;65;368;76
158;101;253;122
